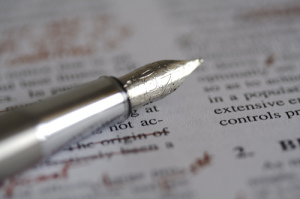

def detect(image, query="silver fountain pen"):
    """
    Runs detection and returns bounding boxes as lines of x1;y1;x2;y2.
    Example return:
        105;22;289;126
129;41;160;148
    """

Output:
0;59;203;179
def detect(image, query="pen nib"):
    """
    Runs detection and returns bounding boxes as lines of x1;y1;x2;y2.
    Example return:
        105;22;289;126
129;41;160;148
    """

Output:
119;59;203;108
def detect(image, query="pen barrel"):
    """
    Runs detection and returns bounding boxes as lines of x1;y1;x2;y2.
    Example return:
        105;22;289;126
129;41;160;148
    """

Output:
0;77;130;179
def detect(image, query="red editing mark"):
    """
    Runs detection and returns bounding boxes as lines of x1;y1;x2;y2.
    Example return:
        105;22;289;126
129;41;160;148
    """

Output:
2;162;71;198
190;152;211;174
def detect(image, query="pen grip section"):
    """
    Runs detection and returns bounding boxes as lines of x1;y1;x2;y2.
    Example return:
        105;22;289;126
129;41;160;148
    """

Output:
36;76;129;154
0;77;129;179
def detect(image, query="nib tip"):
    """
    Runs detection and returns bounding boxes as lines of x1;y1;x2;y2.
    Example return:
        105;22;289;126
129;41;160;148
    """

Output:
181;58;204;76
190;58;204;67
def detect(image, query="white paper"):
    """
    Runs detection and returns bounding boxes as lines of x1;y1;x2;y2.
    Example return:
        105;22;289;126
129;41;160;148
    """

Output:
0;0;300;198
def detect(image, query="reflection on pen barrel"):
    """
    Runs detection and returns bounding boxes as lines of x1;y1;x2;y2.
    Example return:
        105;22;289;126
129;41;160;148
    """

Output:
0;77;130;179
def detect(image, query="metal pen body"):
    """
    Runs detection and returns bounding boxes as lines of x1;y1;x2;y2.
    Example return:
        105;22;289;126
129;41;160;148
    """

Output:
0;77;130;179
0;59;203;180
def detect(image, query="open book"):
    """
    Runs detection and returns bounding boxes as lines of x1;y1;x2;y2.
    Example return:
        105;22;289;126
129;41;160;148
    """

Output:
0;0;300;198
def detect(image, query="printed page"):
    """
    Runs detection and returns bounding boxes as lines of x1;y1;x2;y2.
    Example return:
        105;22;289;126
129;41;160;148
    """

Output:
0;0;300;199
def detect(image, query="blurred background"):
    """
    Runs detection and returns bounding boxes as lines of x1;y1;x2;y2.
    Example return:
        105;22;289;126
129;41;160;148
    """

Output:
0;1;300;199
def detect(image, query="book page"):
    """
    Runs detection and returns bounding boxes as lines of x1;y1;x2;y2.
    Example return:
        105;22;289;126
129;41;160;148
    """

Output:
0;0;300;198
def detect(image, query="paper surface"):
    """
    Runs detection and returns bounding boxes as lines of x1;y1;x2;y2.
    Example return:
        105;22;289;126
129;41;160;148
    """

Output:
0;0;300;198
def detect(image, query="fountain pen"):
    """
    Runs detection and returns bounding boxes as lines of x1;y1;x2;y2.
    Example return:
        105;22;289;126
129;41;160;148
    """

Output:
0;59;203;179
